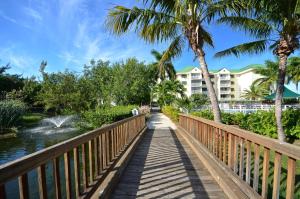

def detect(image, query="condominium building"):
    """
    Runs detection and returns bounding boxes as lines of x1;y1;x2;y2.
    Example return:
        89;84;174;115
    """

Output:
176;65;263;101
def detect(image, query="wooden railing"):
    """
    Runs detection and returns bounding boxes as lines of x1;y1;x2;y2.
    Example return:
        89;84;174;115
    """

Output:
0;114;146;199
179;114;299;199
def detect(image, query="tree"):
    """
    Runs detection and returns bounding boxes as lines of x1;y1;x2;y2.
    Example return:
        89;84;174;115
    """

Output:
254;59;279;91
0;63;24;94
287;57;300;91
112;58;155;105
153;80;185;106
215;0;300;141
241;82;268;100
150;49;176;80
190;93;209;108
105;0;239;122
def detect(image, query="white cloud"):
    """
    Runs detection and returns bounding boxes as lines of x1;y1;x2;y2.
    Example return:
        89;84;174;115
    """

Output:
0;10;17;24
23;7;43;22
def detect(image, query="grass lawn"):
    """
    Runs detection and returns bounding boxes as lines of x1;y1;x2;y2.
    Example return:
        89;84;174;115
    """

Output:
19;113;47;127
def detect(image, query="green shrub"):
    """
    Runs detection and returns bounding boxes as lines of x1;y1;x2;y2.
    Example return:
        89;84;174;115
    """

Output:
162;106;180;121
80;105;136;129
0;100;26;133
191;109;300;140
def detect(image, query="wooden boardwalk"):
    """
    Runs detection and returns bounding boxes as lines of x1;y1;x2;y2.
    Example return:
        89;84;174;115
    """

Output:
111;113;227;199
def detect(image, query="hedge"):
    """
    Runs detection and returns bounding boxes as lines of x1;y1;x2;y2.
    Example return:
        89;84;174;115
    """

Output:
162;106;180;122
80;105;136;129
191;109;300;140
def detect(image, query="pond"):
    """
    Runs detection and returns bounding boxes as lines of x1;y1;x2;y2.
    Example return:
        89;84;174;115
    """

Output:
0;115;82;198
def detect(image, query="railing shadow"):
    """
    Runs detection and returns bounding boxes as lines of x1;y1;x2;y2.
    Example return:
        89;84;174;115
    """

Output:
111;127;217;198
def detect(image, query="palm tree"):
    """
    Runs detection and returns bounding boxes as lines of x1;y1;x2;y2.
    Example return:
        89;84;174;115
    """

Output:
105;0;240;122
215;0;300;141
254;59;279;92
153;80;185;106
151;49;176;81
241;82;268;100
287;57;300;91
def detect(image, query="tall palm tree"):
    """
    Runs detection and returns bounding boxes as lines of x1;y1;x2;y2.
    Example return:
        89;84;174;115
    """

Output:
105;0;240;122
241;82;268;100
254;59;279;92
151;49;176;81
287;57;300;91
215;0;300;141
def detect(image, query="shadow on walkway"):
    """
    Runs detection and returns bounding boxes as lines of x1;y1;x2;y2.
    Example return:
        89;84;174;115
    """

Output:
111;127;226;198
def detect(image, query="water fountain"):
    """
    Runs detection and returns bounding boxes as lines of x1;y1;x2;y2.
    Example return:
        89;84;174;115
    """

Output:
26;115;78;135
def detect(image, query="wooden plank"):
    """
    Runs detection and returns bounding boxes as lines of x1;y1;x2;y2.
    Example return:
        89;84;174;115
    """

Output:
0;184;6;199
81;143;88;190
37;164;47;199
218;129;223;160
179;114;300;160
253;143;260;192
245;141;251;184
73;147;81;198
272;152;282;199
228;134;234;169
261;148;270;198
53;158;61;199
18;174;29;199
239;139;244;178
285;157;296;199
223;131;227;163
93;138;98;178
64;152;72;199
98;136;103;175
0;115;145;185
88;140;93;183
233;136;239;173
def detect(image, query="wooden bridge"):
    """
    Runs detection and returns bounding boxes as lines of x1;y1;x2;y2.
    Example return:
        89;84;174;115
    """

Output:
0;112;299;198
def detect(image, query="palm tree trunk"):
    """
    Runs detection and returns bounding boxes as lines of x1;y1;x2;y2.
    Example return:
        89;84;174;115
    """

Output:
197;49;222;123
275;54;287;142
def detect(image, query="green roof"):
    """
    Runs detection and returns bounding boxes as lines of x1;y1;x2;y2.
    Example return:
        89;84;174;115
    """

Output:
265;86;300;100
176;66;195;73
176;64;264;74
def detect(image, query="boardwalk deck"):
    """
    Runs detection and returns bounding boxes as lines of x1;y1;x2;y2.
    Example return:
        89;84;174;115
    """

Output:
111;113;227;199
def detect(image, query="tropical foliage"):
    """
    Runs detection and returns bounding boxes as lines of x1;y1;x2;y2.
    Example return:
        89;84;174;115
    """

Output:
105;0;243;122
150;49;176;80
241;82;268;100
153;80;185;106
191;109;300;140
215;0;300;141
0;100;26;133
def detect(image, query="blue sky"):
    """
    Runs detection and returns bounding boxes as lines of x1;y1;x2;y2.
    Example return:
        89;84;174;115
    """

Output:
0;0;298;90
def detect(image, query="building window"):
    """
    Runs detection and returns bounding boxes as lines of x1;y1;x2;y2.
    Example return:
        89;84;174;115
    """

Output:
230;75;234;78
231;95;235;98
231;81;234;85
231;88;234;91
181;74;187;78
202;88;207;91
210;75;214;78
181;81;187;85
191;73;201;79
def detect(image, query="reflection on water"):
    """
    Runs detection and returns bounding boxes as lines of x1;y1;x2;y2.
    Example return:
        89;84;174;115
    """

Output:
0;121;82;198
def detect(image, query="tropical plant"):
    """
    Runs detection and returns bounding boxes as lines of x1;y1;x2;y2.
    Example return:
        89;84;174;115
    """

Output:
105;0;240;122
215;0;300;141
150;49;176;80
254;59;279;91
0;100;26;133
241;82;268;100
190;93;209;107
153;80;185;106
287;56;300;91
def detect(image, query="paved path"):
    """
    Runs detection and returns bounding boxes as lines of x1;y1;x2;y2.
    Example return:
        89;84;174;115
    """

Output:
111;113;227;199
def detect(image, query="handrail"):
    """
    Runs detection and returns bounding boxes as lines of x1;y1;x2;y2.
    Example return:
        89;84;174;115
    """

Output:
179;114;299;199
0;114;146;199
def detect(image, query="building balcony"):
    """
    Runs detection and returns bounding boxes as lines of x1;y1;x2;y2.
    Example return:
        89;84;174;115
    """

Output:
219;76;230;80
191;83;202;87
220;90;231;94
220;83;231;87
191;76;201;79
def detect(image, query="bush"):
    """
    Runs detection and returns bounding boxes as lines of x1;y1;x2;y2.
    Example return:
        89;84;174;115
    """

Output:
191;109;300;140
162;106;180;121
80;105;136;129
0;100;26;133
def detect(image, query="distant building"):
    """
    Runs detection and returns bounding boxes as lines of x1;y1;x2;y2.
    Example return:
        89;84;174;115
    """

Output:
176;65;263;101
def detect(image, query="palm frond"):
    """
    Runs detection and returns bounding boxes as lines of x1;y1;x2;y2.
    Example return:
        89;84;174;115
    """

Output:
217;16;272;38
106;6;175;39
215;39;268;58
159;35;185;65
